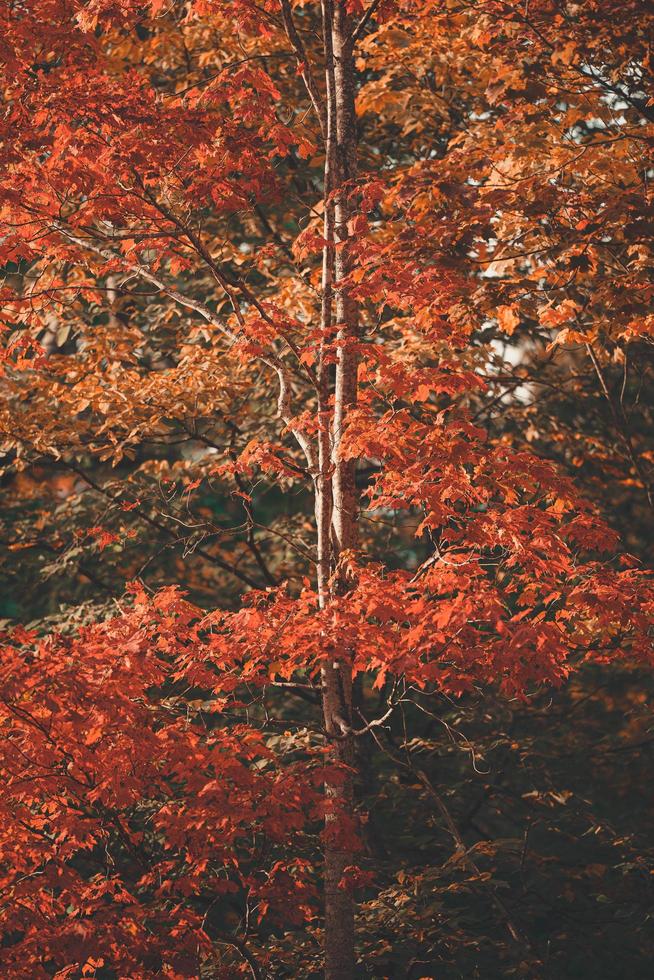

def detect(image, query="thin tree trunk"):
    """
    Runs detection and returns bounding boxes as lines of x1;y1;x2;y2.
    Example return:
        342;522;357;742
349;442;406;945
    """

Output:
316;0;337;611
319;3;359;978
331;0;359;559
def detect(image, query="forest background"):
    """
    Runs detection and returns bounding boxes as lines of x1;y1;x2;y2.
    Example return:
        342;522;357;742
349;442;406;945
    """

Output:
0;1;653;978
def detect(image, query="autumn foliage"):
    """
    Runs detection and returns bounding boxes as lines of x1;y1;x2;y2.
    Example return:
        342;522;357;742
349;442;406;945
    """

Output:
0;0;653;977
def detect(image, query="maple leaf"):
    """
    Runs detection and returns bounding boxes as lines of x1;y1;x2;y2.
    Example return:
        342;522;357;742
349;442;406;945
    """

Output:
87;527;120;551
497;305;520;335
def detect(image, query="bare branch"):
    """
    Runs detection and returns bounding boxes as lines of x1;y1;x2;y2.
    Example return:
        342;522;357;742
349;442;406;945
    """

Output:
330;701;396;737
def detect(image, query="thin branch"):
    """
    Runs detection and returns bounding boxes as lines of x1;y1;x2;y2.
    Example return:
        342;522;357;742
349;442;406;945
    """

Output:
349;0;383;47
330;701;396;738
367;726;537;957
214;936;263;980
585;341;653;509
50;220;318;472
279;0;327;135
61;459;266;591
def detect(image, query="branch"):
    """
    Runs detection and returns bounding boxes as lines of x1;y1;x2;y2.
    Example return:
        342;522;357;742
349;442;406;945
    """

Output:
366;725;537;957
50;221;318;472
412;764;534;952
61;459;266;591
330;701;396;737
215;936;263;980
349;0;383;47
268;680;321;704
585;341;653;509
279;0;327;135
499;0;654;124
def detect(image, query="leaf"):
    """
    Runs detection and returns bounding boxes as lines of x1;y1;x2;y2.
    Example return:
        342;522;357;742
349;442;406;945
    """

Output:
551;42;577;66
497;305;520;335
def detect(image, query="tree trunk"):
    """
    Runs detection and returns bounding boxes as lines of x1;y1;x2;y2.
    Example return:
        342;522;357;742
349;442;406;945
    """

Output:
319;3;359;978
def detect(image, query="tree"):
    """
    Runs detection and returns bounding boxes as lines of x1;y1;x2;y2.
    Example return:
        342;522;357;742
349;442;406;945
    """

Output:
0;1;652;977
